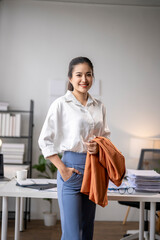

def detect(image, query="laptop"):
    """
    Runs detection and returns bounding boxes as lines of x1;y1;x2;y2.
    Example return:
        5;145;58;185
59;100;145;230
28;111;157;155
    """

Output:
0;154;10;181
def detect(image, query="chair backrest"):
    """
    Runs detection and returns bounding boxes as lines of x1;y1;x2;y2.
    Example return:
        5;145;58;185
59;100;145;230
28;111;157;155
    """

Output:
137;148;160;172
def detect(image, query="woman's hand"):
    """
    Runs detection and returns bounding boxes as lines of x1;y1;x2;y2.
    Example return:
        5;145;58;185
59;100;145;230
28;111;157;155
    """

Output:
85;141;99;155
47;154;81;182
60;166;81;182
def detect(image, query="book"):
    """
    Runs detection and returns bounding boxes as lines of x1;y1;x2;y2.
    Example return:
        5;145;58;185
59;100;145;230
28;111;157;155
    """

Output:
2;150;24;155
12;114;16;136
16;178;57;190
0;113;21;137
16;182;57;190
1;114;6;136
2;143;25;149
8;114;16;136
5;113;10;136
2;149;24;154
0;102;9;111
9;114;13;136
15;114;21;137
4;154;24;159
3;158;24;164
2;143;25;164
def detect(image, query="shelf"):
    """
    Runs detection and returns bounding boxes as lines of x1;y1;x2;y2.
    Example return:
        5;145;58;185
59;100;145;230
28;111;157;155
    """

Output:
0;136;32;139
4;162;30;166
0;100;34;224
0;110;32;113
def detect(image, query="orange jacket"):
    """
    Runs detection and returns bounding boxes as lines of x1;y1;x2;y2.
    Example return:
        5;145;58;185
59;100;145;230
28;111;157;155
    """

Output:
80;137;126;207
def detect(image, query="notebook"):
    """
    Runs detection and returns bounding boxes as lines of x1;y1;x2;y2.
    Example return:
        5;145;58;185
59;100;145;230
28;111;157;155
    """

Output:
16;178;57;190
16;182;57;190
0;154;10;181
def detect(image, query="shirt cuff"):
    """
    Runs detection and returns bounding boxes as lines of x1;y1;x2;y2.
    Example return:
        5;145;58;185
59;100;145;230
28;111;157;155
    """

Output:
41;146;58;158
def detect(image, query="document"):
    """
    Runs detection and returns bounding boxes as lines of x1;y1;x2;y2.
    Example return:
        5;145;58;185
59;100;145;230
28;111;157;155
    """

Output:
126;169;160;193
16;178;57;190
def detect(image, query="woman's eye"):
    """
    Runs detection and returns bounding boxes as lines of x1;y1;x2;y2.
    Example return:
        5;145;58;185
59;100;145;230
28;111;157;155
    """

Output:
76;74;81;77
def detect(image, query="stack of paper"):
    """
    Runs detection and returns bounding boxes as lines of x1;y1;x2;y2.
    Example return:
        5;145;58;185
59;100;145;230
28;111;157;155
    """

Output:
2;143;25;164
127;169;160;193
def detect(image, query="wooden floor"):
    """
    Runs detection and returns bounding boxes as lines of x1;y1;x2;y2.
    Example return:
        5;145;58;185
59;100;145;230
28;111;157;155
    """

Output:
0;220;139;240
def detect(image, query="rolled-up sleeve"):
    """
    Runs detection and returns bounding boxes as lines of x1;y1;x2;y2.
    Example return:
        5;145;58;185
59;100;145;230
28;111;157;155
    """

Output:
38;101;59;158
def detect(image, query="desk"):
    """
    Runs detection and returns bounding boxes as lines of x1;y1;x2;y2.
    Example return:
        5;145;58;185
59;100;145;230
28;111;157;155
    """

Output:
3;165;30;230
0;180;160;240
0;179;57;240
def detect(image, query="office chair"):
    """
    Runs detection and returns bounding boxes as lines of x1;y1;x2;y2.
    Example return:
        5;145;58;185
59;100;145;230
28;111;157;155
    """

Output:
119;148;160;240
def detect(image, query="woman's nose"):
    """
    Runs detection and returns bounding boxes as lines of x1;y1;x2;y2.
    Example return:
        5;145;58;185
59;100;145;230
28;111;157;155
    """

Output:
81;75;87;82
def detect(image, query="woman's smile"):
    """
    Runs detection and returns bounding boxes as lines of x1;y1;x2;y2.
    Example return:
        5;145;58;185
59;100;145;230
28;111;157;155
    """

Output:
79;83;89;88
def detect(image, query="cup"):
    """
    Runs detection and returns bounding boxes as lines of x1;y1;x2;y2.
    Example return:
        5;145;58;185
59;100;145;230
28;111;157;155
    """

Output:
16;169;28;181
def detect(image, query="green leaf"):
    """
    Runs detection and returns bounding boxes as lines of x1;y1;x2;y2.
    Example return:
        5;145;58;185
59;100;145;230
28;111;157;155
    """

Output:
39;154;47;165
32;163;46;173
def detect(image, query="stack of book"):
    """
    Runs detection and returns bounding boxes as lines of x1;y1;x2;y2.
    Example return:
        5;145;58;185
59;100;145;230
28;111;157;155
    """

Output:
2;143;25;164
127;169;160;193
0;113;21;137
0;102;9;111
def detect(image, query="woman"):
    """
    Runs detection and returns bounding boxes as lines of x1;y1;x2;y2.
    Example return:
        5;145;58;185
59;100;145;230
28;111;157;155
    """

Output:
38;56;110;240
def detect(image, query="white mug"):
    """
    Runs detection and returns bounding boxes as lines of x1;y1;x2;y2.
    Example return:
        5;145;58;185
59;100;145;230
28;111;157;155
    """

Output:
16;169;28;181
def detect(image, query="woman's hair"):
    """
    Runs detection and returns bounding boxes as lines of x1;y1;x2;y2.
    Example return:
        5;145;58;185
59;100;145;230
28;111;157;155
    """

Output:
67;56;94;91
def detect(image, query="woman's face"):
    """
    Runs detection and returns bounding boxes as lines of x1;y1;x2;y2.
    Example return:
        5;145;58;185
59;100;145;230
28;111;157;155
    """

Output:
69;63;93;95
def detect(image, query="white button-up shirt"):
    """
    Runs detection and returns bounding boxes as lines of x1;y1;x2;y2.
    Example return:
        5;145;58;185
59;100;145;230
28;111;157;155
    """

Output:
38;90;110;158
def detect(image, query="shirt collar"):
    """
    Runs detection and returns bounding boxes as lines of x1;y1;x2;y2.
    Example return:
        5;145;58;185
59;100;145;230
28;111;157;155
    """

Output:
64;90;98;106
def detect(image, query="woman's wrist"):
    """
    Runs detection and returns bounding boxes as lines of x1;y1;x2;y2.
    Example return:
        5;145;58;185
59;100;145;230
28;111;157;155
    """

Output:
48;154;66;173
59;164;67;175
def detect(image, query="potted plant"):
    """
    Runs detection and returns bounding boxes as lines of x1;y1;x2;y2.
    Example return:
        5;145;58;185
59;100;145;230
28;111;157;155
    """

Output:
33;153;62;226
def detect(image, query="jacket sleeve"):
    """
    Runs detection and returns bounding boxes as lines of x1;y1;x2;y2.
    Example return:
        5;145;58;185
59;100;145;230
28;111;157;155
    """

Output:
105;143;126;186
97;138;126;187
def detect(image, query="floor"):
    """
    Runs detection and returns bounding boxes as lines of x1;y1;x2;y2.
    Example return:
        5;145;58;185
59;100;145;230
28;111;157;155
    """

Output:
0;220;139;240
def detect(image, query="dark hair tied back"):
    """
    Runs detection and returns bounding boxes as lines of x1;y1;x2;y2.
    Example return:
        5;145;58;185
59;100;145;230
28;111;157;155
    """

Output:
67;57;94;91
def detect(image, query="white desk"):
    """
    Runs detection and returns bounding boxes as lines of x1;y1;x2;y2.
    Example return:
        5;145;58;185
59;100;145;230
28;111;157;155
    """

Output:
0;179;160;240
0;179;57;240
2;165;29;232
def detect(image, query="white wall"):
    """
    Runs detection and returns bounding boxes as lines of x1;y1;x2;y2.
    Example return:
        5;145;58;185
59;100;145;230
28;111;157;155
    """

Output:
0;0;160;221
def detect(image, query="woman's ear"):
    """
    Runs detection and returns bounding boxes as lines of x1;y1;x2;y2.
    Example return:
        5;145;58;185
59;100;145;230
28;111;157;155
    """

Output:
68;80;74;91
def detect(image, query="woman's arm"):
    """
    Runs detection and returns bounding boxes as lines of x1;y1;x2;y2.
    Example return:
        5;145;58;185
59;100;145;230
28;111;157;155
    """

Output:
47;154;81;181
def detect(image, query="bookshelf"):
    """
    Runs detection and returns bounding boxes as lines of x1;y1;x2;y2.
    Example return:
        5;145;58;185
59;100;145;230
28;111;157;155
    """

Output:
0;100;34;227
